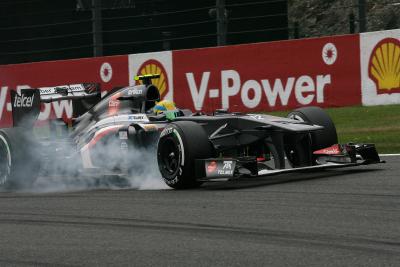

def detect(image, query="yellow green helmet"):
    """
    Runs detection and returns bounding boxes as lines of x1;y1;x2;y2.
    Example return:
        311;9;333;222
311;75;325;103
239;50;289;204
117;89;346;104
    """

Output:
153;100;177;115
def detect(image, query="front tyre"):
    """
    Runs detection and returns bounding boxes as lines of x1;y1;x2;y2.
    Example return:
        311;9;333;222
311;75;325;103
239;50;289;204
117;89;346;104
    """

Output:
157;121;213;189
288;106;338;151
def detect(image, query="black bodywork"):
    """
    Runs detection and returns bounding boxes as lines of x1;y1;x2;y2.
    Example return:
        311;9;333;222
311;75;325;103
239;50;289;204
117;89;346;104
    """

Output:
163;113;382;184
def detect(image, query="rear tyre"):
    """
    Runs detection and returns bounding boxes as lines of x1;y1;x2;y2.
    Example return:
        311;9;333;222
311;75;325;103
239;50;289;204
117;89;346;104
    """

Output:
157;121;213;189
0;128;39;189
288;106;338;151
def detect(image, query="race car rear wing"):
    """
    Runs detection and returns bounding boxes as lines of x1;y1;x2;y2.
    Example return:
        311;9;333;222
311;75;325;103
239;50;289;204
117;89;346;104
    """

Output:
10;83;101;128
36;83;100;103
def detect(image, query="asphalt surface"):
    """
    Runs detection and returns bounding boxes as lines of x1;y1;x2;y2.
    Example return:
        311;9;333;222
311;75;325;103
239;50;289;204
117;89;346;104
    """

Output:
0;156;399;267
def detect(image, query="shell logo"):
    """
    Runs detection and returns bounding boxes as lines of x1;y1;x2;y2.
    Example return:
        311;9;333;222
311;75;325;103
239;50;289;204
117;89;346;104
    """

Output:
136;59;169;99
368;38;400;94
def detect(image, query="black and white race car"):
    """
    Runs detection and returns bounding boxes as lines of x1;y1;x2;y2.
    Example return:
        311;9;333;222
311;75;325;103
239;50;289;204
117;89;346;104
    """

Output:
0;74;383;189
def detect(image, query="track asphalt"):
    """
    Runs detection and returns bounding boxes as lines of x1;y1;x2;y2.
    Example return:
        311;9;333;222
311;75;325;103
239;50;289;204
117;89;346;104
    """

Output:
0;156;398;266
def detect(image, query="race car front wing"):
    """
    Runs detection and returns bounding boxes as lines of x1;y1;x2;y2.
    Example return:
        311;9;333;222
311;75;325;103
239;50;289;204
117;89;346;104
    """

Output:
195;143;385;182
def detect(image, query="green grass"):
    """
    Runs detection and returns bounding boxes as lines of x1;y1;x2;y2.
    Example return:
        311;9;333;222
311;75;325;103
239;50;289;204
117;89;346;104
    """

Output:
267;105;400;154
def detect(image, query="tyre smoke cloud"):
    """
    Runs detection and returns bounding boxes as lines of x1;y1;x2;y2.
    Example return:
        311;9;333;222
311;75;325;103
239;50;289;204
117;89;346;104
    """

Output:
7;128;170;193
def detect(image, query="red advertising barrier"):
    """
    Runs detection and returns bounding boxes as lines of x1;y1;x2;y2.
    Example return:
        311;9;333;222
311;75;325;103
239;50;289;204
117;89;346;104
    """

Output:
173;34;361;112
0;34;363;127
0;56;128;126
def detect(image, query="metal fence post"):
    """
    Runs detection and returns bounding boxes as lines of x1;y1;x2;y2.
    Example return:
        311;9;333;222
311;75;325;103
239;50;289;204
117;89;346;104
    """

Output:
349;12;355;33
92;0;103;57
293;21;299;39
216;0;227;46
358;0;366;32
162;31;171;50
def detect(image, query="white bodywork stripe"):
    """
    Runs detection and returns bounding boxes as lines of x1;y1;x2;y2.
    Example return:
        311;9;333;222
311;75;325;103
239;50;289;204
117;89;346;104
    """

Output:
80;143;94;168
87;114;149;133
80;125;122;168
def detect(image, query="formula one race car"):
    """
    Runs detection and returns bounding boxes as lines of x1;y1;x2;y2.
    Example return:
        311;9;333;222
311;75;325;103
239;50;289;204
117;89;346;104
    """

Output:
0;74;383;189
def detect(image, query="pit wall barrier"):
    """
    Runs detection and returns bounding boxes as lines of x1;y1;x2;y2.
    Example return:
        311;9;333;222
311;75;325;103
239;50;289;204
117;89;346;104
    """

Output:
0;29;399;127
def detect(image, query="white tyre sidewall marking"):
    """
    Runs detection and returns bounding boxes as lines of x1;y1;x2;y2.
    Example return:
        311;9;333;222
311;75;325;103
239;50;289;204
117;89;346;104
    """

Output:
0;135;11;185
173;129;185;166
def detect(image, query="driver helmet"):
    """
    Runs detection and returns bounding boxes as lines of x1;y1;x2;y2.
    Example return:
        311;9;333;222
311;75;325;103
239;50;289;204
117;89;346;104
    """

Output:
153;100;177;115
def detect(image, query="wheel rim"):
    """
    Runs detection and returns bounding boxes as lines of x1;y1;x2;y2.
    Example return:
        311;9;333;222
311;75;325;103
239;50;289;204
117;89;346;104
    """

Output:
159;137;180;176
0;136;11;185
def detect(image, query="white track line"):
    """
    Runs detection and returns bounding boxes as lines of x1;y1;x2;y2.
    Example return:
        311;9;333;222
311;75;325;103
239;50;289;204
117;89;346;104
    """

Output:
379;154;400;157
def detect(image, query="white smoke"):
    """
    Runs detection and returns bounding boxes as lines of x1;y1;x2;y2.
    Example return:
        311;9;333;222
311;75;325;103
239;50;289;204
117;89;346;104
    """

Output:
124;145;171;191
13;127;170;193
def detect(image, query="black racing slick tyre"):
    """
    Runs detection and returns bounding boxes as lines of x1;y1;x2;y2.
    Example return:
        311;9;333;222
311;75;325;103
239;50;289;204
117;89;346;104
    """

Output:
288;106;338;151
157;121;213;189
0;128;39;189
